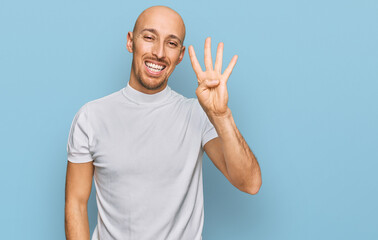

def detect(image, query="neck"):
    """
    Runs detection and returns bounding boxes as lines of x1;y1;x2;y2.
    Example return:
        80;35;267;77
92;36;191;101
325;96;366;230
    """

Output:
122;80;171;105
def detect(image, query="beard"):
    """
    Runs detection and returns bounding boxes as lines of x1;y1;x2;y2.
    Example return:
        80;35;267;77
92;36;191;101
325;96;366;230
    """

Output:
134;65;169;91
136;74;167;90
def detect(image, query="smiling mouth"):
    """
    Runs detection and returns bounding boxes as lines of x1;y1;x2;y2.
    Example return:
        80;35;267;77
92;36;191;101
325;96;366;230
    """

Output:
144;61;167;74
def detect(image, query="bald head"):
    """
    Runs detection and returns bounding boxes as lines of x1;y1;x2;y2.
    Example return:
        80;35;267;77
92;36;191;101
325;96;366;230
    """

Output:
126;5;187;94
133;6;186;45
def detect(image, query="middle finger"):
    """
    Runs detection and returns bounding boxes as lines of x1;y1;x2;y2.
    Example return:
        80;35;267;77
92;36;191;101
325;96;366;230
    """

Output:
204;37;213;71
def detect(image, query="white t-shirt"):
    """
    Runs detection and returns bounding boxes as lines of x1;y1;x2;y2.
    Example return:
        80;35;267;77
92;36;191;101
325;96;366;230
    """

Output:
67;82;218;240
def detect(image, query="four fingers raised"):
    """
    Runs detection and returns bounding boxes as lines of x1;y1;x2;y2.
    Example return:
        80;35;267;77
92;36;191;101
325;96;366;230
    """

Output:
189;37;238;81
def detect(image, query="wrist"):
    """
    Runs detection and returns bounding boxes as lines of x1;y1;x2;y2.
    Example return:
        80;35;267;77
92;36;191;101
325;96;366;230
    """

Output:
208;107;233;125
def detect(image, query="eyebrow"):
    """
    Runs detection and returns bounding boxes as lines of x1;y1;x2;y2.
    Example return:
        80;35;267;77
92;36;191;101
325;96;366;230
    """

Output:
140;28;183;45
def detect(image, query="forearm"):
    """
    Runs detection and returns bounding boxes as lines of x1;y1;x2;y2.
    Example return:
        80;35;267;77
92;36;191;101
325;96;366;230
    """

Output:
209;108;262;194
65;203;90;240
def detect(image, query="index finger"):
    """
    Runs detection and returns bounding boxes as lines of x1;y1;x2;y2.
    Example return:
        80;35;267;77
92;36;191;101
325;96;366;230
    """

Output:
188;45;203;76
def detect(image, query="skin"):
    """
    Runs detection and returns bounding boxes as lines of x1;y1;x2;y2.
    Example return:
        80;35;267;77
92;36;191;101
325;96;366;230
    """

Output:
65;5;262;240
188;38;262;194
126;6;186;94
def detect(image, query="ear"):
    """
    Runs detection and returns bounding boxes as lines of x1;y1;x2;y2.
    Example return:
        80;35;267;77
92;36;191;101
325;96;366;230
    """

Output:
176;46;186;65
126;31;133;53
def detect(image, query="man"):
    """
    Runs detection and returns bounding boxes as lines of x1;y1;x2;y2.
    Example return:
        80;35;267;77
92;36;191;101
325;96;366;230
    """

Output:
65;5;261;240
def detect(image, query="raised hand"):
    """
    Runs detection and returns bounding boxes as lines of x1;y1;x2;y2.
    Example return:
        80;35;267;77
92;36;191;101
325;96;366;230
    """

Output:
188;37;238;118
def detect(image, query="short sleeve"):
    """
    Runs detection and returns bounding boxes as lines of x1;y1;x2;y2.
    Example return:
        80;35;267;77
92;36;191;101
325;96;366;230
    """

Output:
66;104;93;163
196;100;218;148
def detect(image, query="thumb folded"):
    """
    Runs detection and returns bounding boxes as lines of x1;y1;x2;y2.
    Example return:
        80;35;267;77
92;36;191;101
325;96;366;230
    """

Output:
202;79;219;88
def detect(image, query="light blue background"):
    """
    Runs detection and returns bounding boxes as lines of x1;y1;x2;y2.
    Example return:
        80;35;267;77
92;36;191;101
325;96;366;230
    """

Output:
1;0;377;239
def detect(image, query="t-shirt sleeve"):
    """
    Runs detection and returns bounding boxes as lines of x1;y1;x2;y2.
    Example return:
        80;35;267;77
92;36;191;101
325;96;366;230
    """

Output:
196;100;218;148
66;103;94;163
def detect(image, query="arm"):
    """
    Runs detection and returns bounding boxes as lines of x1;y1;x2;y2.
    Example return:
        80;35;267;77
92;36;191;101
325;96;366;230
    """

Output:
65;161;94;240
189;37;261;195
204;109;262;194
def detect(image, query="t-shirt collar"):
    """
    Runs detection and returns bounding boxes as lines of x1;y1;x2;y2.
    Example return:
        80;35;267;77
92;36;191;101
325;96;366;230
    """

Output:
122;81;171;105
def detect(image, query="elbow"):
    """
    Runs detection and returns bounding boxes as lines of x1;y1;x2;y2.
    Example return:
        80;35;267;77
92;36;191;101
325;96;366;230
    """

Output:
246;185;261;195
243;179;262;195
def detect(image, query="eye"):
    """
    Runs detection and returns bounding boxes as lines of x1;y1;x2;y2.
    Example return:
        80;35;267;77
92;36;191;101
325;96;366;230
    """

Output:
168;41;178;47
144;36;154;40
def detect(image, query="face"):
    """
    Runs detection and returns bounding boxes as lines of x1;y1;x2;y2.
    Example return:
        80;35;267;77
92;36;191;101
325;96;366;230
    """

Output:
127;7;186;94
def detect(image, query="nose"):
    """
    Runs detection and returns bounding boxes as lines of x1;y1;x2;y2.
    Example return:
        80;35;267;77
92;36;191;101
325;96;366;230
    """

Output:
152;40;166;59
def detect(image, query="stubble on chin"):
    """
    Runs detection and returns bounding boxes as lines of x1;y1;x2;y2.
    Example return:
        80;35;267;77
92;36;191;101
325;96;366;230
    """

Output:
136;71;168;91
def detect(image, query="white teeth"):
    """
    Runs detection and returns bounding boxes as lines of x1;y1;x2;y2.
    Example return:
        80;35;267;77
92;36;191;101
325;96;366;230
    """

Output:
146;62;165;71
148;67;161;73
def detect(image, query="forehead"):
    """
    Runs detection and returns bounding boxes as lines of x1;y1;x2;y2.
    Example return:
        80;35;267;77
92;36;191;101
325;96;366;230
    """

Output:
135;9;185;41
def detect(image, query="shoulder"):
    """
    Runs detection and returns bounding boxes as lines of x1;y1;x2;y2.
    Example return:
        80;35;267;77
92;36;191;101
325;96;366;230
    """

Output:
169;88;198;108
69;88;124;124
86;88;123;109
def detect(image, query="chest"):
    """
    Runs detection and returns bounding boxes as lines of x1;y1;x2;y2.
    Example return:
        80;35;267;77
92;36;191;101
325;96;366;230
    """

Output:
90;104;203;181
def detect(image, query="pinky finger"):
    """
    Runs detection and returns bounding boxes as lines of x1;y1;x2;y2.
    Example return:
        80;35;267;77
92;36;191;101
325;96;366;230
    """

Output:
223;55;238;81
